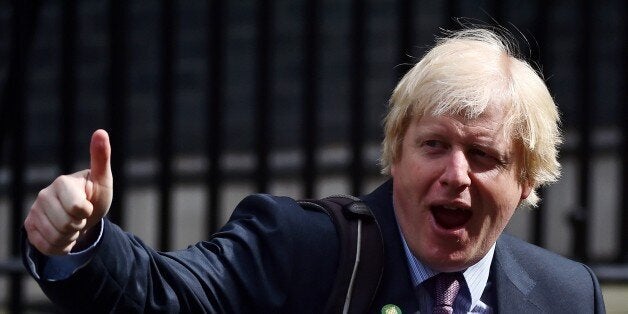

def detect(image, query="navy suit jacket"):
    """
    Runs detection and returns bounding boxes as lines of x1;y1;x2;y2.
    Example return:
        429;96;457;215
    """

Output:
25;180;605;313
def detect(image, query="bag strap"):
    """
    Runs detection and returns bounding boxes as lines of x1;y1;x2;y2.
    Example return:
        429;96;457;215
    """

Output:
298;195;384;314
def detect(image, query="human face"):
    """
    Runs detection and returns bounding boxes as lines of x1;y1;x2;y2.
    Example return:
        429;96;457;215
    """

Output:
391;106;531;272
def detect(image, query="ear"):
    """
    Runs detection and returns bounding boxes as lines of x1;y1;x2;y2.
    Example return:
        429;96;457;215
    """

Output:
390;162;397;177
520;181;533;201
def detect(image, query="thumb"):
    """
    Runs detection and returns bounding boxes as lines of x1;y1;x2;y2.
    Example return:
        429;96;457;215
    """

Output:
86;129;113;220
89;129;112;186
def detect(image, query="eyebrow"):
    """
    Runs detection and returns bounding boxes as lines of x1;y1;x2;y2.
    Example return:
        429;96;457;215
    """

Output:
415;123;513;153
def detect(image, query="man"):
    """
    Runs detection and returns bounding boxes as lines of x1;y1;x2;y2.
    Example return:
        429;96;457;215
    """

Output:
23;28;605;313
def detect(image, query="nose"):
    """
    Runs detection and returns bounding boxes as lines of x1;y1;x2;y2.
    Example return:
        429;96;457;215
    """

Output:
439;149;471;192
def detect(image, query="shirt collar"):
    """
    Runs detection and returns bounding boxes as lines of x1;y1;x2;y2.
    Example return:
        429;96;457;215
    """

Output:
400;228;495;310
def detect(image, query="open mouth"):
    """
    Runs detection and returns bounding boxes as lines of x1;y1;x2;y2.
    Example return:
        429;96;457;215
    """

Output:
431;205;472;229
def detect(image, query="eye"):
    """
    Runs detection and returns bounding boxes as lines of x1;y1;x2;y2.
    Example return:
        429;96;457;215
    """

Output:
424;140;441;148
420;139;448;154
468;147;508;170
422;139;447;149
469;147;489;158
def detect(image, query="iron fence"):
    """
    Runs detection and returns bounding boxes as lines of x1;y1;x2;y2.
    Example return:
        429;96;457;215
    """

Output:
1;0;627;312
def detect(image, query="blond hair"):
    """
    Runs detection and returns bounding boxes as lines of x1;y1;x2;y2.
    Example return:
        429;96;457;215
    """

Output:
381;28;562;207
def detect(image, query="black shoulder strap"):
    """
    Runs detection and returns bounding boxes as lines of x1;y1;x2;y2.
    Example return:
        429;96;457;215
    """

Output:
298;195;384;314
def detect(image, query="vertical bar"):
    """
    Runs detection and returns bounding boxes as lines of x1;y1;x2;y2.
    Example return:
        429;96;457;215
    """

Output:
531;0;550;247
349;0;366;196
255;0;271;193
6;1;40;312
60;0;77;174
446;0;461;30
107;0;128;226
396;0;413;80
571;0;593;262
620;3;628;263
158;0;176;251
302;0;319;198
8;2;26;311
487;0;505;25
9;65;25;314
207;0;224;234
533;188;548;246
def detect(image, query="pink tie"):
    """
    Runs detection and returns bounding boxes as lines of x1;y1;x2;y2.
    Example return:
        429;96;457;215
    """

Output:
433;272;461;314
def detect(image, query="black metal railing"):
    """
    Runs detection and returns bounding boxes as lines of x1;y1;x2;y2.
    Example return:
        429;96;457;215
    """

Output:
1;0;626;312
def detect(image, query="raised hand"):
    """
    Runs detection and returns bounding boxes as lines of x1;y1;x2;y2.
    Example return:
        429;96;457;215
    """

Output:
24;129;114;255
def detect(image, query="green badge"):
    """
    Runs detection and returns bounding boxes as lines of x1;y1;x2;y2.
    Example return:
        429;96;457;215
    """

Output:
381;304;402;314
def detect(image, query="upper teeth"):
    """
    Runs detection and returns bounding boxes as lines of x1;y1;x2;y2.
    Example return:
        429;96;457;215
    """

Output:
443;205;459;210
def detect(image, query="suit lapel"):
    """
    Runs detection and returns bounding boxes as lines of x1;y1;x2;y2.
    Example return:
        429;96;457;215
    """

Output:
492;236;544;312
362;180;421;313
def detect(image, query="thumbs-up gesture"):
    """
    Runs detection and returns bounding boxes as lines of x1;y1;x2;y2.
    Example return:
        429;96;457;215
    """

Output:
24;130;114;255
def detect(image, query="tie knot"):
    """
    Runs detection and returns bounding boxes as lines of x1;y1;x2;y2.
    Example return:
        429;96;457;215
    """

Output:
433;272;462;314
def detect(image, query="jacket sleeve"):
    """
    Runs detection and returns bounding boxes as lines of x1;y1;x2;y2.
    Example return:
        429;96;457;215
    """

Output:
24;194;339;313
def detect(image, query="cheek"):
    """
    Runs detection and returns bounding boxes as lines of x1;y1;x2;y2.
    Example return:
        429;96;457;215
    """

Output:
486;198;518;237
394;161;428;196
489;204;516;227
473;173;523;224
484;207;516;244
476;169;524;201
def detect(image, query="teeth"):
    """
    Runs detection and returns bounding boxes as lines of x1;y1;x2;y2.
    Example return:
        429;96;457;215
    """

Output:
443;205;459;210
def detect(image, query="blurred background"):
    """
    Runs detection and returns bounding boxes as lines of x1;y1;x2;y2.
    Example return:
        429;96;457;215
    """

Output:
0;0;626;312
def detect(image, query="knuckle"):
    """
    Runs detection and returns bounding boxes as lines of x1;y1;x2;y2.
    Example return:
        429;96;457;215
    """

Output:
34;191;52;209
36;189;47;200
56;174;71;183
23;215;35;231
38;184;55;197
51;175;69;190
28;203;39;216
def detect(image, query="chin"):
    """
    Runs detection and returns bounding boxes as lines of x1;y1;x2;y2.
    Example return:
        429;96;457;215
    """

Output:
422;246;479;272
